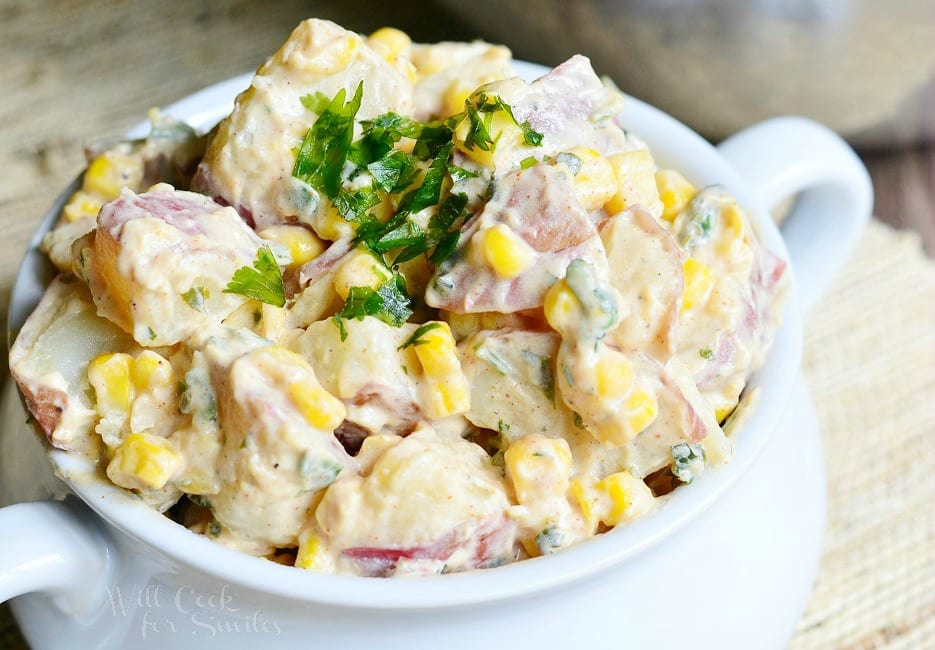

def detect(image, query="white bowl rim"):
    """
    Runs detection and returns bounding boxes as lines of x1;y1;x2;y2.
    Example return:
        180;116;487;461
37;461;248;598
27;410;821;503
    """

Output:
12;59;803;610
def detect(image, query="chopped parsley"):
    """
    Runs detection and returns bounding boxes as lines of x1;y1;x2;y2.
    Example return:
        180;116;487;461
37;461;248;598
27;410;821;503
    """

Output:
671;442;706;483
398;322;443;350
394;192;469;265
448;164;478;183
182;286;210;313
397;141;453;215
293;82;364;199
462;103;496;152
535;525;563;555
492;96;543;146
299;91;332;115
367;149;419;193
677;188;721;251
333;185;382;223
332;273;413;341
223;246;285;307
522;349;555;404
699;347;714;359
298;454;343;490
474;342;512;375
290;86;545;277
497;419;511;435
555;152;582;175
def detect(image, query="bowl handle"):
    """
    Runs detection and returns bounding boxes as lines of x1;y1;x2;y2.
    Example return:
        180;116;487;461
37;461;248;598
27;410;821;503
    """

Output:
0;499;111;613
717;117;873;313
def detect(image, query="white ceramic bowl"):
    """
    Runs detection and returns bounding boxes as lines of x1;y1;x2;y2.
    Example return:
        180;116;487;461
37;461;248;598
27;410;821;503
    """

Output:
0;61;872;649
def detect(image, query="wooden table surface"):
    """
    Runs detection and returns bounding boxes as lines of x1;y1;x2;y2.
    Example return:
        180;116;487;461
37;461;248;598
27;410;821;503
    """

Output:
0;2;932;648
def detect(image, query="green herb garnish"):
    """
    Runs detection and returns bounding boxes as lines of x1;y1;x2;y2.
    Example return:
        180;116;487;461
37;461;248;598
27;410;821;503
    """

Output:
299;91;332;115
699;347;714;359
333;185;381;222
293;82;363;198
671;442;706;483
331;274;413;341
535;525;562;555
224;246;285;307
492;96;543;146
394;192;469;265
398;322;444;350
522;349;555;404
555;152;582;175
448;164;478;182
367;149;419;193
520;156;538;170
182;286;210;313
474;342;512;375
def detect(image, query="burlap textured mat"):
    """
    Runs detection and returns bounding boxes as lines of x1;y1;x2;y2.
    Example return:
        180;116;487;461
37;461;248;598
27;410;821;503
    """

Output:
790;220;935;649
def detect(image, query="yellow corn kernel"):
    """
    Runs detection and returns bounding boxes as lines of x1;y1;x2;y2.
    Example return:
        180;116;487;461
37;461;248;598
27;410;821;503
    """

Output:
257;345;307;370
543;280;579;334
604;149;662;217
504;435;573;505
423;376;471;418
332;248;392;299
655;169;697;222
258;225;326;267
453;108;519;168
441;80;475;118
479;224;534;279
306;34;360;74
715;404;735;423
624;386;658;435
564;147;617;211
313;203;355;242
259;303;286;340
289;381;347;431
106;432;181;491
130;351;173;391
84;152;141;200
569;478;600;534
295;529;327;570
594;350;635;400
682;258;713;311
718;203;746;257
89;353;134;413
414;323;460;377
62;190;104;222
596;471;654;526
368;27;411;61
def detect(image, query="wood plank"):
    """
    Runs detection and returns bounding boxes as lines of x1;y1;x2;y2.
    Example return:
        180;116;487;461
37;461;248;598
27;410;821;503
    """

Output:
860;147;935;255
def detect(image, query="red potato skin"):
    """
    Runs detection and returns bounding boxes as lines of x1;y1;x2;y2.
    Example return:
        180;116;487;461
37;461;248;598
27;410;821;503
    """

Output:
15;380;67;447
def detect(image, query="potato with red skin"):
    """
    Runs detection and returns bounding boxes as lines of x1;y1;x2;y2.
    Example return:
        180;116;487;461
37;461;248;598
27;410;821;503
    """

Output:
9;275;135;452
193;18;412;234
426;163;606;314
75;183;275;347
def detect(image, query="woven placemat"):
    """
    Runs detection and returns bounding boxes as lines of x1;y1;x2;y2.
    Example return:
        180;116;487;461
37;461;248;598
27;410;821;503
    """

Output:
2;219;932;647
790;220;935;649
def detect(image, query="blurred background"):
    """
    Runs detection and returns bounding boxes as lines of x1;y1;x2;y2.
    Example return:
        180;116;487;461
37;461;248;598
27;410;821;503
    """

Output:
1;2;933;648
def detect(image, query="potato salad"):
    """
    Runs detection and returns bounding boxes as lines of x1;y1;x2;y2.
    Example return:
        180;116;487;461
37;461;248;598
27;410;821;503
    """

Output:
10;19;787;576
